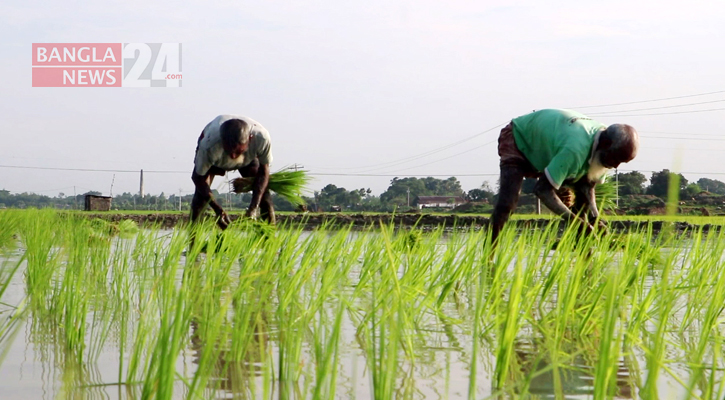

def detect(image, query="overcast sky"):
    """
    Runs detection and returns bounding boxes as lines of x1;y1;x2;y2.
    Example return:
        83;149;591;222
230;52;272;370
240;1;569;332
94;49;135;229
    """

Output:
2;0;725;197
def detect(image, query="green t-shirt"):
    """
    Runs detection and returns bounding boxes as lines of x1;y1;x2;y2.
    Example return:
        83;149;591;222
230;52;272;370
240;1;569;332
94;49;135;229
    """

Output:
512;109;606;189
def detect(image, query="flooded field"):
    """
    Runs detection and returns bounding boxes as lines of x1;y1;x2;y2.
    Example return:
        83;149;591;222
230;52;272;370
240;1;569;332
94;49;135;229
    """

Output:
1;209;724;399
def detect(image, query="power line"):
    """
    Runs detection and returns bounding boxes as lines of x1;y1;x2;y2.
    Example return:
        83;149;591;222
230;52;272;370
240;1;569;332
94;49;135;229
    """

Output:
370;139;498;175
639;135;725;141
570;90;725;109
646;146;725;152
312;121;506;172
0;165;186;173
589;106;725;118
587;98;725;115
311;172;499;177
639;130;725;137
0;163;502;178
618;169;725;176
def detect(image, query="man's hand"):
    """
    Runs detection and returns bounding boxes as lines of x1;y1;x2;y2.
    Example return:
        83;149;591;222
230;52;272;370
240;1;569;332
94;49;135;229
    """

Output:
245;206;258;219
215;208;231;230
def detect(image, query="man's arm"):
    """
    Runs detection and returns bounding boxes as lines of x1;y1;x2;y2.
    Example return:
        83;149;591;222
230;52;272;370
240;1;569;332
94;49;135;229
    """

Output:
533;178;595;234
246;163;270;217
573;179;600;221
573;178;608;232
191;170;230;229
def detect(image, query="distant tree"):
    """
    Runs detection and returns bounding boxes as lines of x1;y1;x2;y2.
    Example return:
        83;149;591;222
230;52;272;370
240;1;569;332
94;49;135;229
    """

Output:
616;171;647;195
271;193;296;211
696;178;725;194
380;177;463;206
646;169;688;198
683;183;701;199
316;184;363;210
466;189;488;202
466;181;496;202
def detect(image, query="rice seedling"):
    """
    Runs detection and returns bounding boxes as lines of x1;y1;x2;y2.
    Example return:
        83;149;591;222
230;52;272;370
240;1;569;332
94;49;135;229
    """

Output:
3;209;725;399
231;168;311;206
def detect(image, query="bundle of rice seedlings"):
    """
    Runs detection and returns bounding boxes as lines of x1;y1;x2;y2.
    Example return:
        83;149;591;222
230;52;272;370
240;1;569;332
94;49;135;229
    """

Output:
231;218;276;241
231;169;310;206
199;220;276;253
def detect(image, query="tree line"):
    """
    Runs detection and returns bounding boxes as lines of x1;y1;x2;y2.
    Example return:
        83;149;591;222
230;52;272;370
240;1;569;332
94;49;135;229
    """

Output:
1;169;724;212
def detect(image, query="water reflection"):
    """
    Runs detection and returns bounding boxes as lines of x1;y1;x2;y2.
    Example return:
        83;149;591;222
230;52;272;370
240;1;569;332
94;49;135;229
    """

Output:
513;340;636;399
188;305;272;398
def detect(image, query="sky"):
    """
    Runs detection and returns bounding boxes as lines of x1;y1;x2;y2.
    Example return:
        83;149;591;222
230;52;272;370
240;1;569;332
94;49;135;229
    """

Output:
2;0;725;198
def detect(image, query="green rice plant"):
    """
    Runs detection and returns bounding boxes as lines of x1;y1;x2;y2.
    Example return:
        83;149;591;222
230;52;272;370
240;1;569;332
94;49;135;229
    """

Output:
641;236;680;400
666;171;681;216
311;301;346;400
595;175;618;214
232;169;311;206
678;228;725;399
0;210;20;251
592;266;624;400
393;228;423;253
138;226;192;400
493;240;526;391
0;257;27;367
9;208;725;399
19;209;63;313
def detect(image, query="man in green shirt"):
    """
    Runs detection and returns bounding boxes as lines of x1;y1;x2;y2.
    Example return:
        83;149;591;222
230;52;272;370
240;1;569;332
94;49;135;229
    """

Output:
491;109;639;244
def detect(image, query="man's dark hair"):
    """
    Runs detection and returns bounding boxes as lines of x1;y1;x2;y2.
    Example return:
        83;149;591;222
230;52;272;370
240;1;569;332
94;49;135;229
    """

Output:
600;123;639;161
220;119;250;149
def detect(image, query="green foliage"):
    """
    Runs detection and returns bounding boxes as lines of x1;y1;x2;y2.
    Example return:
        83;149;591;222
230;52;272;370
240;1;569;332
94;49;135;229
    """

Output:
379;176;463;205
314;184;368;211
466;181;496;202
697;177;725;194
647;169;687;198
616;170;647;195
595;177;618;213
5;210;725;398
682;183;701;198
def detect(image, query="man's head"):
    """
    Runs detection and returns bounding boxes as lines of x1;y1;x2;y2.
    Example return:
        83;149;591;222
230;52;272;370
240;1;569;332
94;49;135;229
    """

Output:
220;119;251;159
595;124;639;169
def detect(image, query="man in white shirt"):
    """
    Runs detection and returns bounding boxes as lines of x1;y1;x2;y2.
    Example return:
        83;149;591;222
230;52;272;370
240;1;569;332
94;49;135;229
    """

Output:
191;115;274;228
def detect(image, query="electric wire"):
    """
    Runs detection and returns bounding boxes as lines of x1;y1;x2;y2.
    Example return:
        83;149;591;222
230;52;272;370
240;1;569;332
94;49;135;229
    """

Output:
570;90;725;109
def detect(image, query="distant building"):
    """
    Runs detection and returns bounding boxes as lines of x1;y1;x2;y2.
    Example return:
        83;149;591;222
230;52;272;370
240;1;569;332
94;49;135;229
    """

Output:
84;195;112;211
415;196;467;209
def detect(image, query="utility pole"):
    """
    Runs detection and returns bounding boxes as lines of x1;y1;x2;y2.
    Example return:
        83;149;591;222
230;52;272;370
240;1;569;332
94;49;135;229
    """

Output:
178;189;182;212
226;172;233;211
615;168;619;208
139;169;144;198
407;188;410;207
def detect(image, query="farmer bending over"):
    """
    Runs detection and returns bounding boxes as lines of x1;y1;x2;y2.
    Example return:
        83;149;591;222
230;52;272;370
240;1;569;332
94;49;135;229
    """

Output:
491;109;639;244
191;115;275;229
